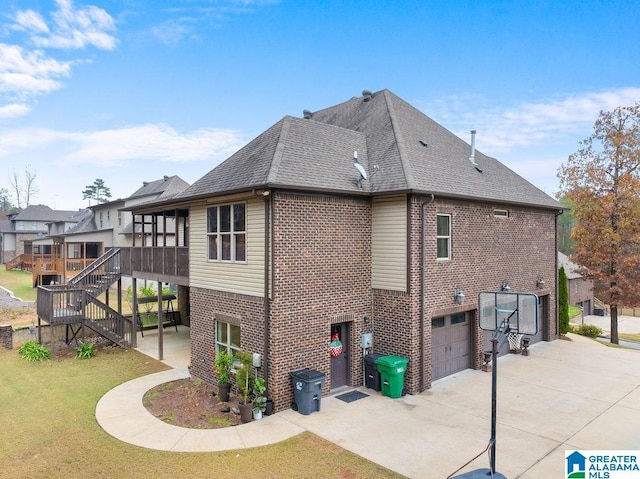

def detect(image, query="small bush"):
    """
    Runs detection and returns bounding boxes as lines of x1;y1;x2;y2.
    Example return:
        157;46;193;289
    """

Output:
571;324;603;338
18;340;52;362
76;342;96;359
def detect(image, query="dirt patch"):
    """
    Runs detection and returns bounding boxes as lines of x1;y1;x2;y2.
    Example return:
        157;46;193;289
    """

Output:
0;305;38;328
143;378;243;429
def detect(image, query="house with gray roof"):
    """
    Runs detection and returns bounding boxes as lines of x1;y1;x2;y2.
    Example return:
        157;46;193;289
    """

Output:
30;175;189;286
1;204;82;268
118;89;562;412
558;251;594;315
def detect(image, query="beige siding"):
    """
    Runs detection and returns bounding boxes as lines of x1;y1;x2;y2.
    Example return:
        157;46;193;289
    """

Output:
372;196;407;291
190;198;265;297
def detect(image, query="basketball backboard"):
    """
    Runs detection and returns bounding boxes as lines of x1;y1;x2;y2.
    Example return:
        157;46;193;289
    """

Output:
478;292;539;335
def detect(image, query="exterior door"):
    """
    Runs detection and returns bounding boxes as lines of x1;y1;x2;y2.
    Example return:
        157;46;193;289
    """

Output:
330;323;349;389
432;312;472;381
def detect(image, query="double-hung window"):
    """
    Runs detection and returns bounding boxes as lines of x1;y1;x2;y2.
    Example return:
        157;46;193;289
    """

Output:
207;203;246;262
436;214;451;260
216;321;241;355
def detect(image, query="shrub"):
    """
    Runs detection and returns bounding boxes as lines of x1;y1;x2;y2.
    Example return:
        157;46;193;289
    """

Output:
18;340;52;362
571;324;603;338
76;342;96;359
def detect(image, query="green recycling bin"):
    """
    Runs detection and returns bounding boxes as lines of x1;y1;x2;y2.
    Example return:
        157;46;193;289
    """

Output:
375;355;408;398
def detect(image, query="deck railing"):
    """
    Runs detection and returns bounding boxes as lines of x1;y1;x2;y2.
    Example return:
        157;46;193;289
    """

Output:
119;246;188;278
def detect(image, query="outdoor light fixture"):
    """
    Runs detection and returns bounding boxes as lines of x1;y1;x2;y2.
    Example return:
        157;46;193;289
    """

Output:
453;288;465;305
521;337;531;356
536;277;545;289
501;280;511;292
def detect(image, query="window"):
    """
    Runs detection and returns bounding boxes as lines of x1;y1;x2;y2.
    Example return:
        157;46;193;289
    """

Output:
107;211;110;222
32;222;37;230
117;211;122;226
17;221;24;230
207;203;246;262
436;214;451;260
99;212;103;228
216;321;241;355
494;209;509;218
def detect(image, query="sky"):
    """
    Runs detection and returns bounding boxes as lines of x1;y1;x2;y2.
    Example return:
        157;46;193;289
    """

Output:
1;0;639;211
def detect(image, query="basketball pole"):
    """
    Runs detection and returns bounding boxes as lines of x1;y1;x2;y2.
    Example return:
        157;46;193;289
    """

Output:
489;311;517;476
490;335;498;474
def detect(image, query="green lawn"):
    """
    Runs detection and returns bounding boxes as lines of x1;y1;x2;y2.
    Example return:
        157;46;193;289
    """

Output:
0;268;36;301
0;347;404;479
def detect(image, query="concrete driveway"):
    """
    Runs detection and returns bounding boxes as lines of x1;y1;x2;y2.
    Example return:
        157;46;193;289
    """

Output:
279;333;640;478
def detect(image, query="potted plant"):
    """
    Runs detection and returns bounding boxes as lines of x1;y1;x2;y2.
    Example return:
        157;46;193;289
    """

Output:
253;376;267;420
212;349;233;402
235;351;254;423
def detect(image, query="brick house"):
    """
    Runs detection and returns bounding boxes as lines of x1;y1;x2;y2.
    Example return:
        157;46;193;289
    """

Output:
129;89;562;412
558;251;594;315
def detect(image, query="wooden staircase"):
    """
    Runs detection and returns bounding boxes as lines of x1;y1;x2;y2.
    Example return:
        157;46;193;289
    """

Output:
36;248;134;347
5;254;33;271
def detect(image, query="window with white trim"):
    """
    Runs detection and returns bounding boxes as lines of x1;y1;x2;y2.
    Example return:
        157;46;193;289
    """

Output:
118;211;122;226
216;321;241;355
207;203;246;262
436;214;451;260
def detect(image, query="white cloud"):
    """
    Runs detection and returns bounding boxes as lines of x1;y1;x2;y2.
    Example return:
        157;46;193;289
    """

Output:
0;124;246;165
63;124;245;165
15;0;117;51
423;87;640;154
1;1;116;117
0;103;31;118
13;9;50;34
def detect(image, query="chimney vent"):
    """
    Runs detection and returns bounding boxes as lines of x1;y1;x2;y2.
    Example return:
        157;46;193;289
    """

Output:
303;110;313;119
469;130;478;165
362;90;373;102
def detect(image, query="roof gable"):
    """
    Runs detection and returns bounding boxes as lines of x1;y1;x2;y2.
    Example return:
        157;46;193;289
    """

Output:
175;89;561;210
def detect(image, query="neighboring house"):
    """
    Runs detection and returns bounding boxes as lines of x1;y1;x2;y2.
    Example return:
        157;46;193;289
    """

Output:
558;251;594;315
0;205;81;268
30;175;189;286
122;89;562;413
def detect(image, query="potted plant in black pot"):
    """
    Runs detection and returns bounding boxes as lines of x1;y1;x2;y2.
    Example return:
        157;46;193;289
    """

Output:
213;349;233;402
252;376;267;420
235;351;254;423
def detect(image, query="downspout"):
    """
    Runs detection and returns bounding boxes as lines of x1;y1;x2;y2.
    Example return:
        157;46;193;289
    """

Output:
421;194;435;390
554;209;563;340
254;189;271;396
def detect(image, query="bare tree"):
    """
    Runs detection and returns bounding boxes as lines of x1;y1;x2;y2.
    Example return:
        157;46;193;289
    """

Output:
24;166;38;206
8;166;39;209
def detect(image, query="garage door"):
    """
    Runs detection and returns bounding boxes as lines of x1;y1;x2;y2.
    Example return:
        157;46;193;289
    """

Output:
432;312;472;381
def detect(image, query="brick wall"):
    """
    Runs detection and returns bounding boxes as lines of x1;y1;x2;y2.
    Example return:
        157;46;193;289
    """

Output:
189;191;558;409
269;192;371;411
569;277;594;313
408;195;558;391
189;287;264;386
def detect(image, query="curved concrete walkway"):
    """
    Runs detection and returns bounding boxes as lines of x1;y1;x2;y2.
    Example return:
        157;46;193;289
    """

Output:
96;334;640;478
95;367;305;452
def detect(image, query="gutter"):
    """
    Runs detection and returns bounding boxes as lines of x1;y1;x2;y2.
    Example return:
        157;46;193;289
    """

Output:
254;189;272;396
420;194;435;390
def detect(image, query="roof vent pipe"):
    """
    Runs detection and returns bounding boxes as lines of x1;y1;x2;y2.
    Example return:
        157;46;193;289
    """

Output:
362;90;373;102
469;130;478;165
303;110;313;119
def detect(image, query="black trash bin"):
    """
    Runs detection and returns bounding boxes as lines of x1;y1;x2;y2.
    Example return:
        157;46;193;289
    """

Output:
363;353;385;391
290;368;326;415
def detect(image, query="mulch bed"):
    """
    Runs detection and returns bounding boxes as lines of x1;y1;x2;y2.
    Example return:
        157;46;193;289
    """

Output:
143;378;242;429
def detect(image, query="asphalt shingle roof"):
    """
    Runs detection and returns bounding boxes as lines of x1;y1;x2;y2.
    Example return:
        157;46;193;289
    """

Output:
174;89;561;210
